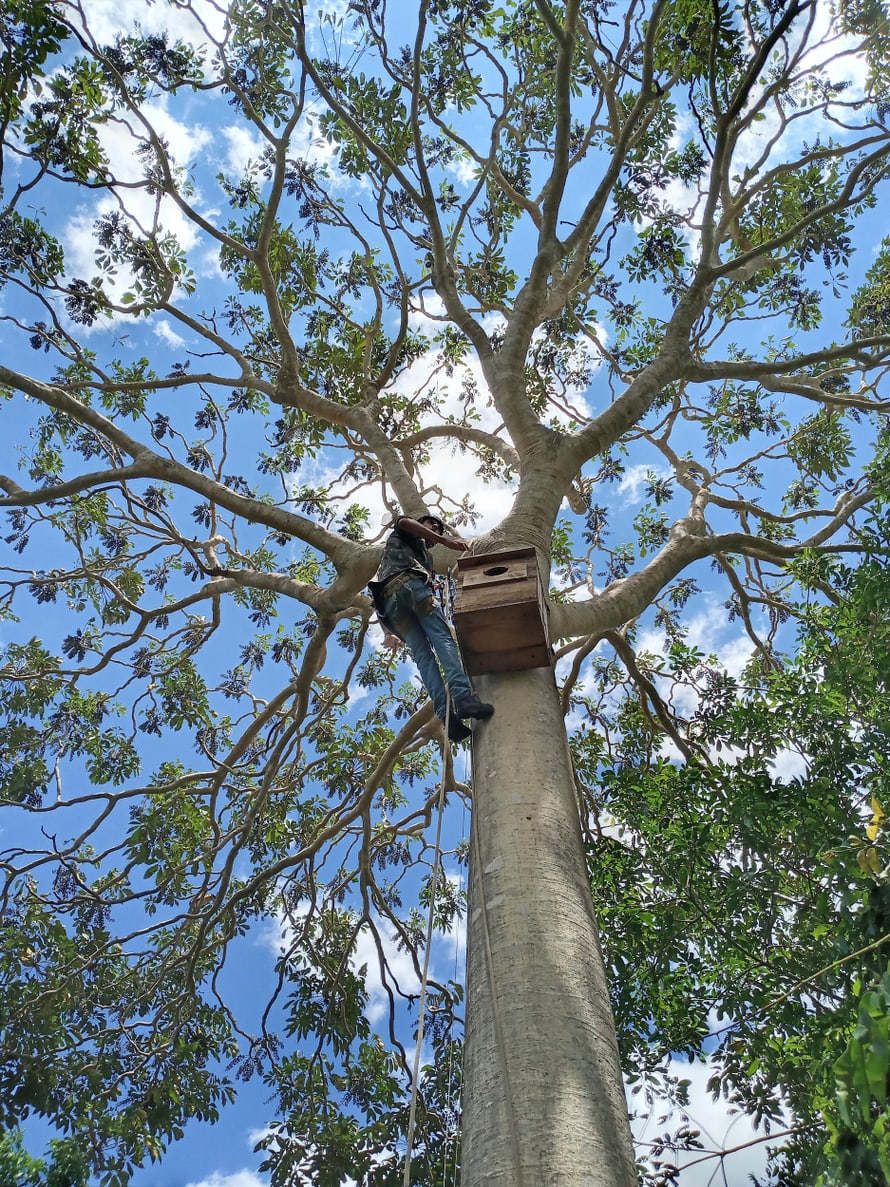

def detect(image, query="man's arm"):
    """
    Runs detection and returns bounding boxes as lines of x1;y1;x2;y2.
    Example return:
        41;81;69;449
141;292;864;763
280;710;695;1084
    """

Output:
396;517;470;552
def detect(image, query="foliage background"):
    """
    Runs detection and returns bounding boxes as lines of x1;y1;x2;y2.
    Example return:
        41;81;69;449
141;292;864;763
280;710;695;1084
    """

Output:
1;0;890;1183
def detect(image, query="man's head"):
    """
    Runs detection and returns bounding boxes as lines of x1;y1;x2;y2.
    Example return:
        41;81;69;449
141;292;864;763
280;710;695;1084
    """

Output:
418;514;446;535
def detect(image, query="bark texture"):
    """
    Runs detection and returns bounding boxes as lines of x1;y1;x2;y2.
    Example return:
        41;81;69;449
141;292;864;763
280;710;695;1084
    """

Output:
462;665;637;1186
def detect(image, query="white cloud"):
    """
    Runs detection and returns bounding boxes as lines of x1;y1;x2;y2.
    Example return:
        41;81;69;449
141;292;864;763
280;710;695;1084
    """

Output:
383;348;518;531
142;104;214;179
303;2;359;56
449;153;480;186
352;915;422;1025
769;746;808;784
616;462;670;505
69;0;226;56
441;869;468;966
347;678;373;705
651;15;871;269
637;601;756;681
353;898;465;1028
197;243;228;282
260;881;465;1030
62;100;214;306
290;343;520;538
154;319;186;349
221;125;268;178
185;1172;268;1187
426;435;517;533
792;6;868;102
563;600;760;742
288;114;340;177
623;603;756;725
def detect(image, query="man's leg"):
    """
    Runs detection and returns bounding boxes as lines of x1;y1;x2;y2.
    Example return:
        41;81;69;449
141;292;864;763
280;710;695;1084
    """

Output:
417;604;473;703
391;579;493;724
418;604;493;719
391;607;450;720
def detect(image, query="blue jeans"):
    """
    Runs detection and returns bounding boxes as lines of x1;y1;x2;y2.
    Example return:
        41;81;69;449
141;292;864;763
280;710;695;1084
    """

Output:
385;576;472;719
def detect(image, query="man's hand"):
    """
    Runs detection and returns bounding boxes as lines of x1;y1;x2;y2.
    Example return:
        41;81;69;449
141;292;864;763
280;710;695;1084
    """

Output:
382;633;402;652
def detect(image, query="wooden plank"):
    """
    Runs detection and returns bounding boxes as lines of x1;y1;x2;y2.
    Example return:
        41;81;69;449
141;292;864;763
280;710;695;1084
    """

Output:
457;546;537;573
454;588;536;615
460;639;551;675
461;560;530;588
455;607;551;671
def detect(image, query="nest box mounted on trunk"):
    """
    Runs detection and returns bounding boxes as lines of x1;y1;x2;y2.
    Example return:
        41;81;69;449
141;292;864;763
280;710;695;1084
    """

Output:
452;547;551;675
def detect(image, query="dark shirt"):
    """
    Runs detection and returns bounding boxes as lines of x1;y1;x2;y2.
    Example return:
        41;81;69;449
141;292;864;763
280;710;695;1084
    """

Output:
376;519;434;586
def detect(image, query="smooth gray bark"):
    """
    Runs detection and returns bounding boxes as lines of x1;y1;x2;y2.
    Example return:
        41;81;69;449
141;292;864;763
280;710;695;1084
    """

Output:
462;665;637;1186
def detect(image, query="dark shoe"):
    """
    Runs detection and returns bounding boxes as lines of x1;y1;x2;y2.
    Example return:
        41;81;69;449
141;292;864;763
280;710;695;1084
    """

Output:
447;716;473;743
454;694;494;720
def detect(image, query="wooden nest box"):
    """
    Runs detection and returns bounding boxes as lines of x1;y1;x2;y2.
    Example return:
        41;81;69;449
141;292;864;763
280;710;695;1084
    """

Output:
452;547;551;675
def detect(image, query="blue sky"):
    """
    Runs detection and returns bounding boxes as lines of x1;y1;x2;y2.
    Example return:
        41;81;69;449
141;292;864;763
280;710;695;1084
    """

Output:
2;1;888;1184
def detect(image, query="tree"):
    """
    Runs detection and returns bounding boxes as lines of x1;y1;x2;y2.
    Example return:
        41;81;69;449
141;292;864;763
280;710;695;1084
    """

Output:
0;1127;89;1187
2;0;890;1182
594;437;890;1185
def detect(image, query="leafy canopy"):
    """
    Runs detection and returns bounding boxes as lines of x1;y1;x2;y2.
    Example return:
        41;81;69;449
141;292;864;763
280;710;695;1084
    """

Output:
1;0;890;1182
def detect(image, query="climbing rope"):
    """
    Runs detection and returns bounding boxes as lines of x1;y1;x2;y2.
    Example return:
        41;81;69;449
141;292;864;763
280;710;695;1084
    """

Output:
403;699;450;1187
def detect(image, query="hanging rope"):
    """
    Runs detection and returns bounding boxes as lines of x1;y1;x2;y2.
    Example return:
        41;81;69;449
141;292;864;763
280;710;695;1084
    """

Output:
403;700;451;1187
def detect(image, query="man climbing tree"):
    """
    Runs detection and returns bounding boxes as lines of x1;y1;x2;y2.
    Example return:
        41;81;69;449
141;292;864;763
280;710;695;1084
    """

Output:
1;1;890;1184
371;514;493;744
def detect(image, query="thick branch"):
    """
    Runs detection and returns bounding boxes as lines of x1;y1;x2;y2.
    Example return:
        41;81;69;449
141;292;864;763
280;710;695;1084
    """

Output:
396;423;520;472
0;364;359;570
0;461;152;504
550;519;869;641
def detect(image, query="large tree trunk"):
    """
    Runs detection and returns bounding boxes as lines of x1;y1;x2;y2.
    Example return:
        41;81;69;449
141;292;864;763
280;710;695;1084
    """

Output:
461;665;637;1186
